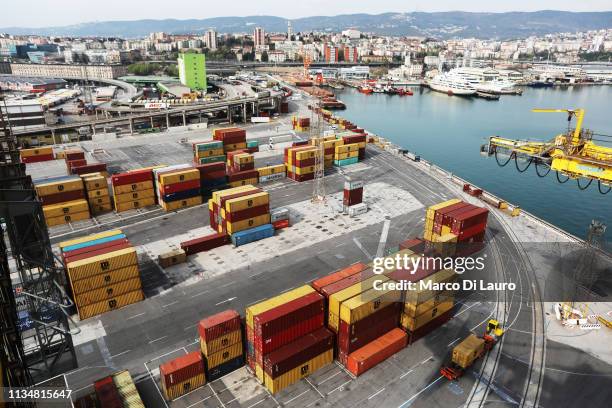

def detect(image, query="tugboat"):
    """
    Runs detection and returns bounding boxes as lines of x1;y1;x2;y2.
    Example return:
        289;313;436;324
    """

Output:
397;88;413;96
358;86;373;94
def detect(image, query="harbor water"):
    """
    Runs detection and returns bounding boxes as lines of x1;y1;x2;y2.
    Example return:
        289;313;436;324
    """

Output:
336;85;612;241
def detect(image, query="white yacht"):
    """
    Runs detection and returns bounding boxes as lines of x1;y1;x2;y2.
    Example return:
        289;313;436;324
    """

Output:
428;72;477;96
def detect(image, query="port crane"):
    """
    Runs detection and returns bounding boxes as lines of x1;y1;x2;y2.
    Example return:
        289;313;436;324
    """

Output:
482;108;612;194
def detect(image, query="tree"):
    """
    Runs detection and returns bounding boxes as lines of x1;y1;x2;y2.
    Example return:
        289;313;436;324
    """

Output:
261;51;269;62
164;64;179;77
127;62;161;76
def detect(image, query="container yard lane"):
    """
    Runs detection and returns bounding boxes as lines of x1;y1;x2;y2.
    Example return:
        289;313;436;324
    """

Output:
48;135;551;407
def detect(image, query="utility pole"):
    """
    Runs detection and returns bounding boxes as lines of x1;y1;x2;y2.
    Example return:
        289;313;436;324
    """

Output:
311;98;326;203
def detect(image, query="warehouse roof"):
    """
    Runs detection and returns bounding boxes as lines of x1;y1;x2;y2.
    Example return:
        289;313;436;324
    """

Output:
0;74;67;86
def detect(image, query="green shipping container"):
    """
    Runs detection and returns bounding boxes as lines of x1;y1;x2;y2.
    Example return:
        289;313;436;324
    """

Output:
199;155;226;164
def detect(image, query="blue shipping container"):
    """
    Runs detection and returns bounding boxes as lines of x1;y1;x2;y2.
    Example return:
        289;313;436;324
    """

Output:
198;155;226;164
334;157;359;167
246;140;259;148
230;224;274;247
206;355;244;382
201;177;228;189
195;141;223;151
62;233;126;253
162;188;201;203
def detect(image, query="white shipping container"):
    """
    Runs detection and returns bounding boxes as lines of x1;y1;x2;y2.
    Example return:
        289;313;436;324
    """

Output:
344;180;364;190
259;172;285;183
348;203;368;217
251;117;271;123
270;207;290;223
269;135;293;144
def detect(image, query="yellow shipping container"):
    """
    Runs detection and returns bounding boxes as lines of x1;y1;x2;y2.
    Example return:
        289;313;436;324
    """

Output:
434;233;458;243
90;203;113;214
59;229;122;249
161;196;202;211
257;164;286;177
114;188;155;204
162;372;205;401
74;277;142;308
115;197;156;213
226;214;270;234
328;275;389;332
46;210;90;227
295;149;317;160
426;199;461;220
20;146;53;158
87;188;109;199
256;363;264;383
43;199;89;218
67;247;138;282
113;370;145;408
400;299;454;332
233;153;254;164
339;286;402;325
424;230;434;241
452;334;486;369
212;185;258;205
293;165;314;175
89;196;112;206
228;178;258;188
441;225;451;235
77;289;144;320
404;291;454;317
159;168;200;185
246;285;315;329
35;179;83;197
224;142;247;152
113;180;154;194
225;191;269;213
333;151;359;160
404;269;456;304
200;329;242;356
205;342;242;370
335;144;360;154
83;176;107;191
264;349;333;394
197;148;225;158
71;264;140;295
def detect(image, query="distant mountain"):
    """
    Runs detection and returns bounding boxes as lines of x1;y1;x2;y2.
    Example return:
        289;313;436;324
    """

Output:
1;11;611;39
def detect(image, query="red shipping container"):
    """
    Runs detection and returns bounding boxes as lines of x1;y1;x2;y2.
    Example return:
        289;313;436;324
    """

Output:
200;170;227;181
64;242;133;264
159;179;200;195
272;219;289;230
198;310;241;342
451;207;489;234
256;313;324;356
226;150;248;161
21;154;55;163
405;308;454;345
342;135;366;144
399;238;425;253
346;328;407;376
254;292;324;353
224;204;269;222
343;188;363;206
358;148;366;160
39;189;85;205
227;170;258;182
112;169;152;186
66;151;85;161
292;140;309;147
63;238;130;262
197;162;226;174
216;133;246;145
94;376;122;408
319;268;375;298
218;189;263;210
159;352;204;387
263;327;334;378
433;202;470;225
338;303;401;355
71;163;107;175
456;222;487;241
233;162;255;172
295;158;315;167
181;232;229;255
67;159;87;169
311;262;368;292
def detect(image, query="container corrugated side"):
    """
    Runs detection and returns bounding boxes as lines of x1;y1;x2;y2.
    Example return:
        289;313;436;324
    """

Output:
46;211;90;227
114;189;155;204
346;328;407;376
204;342;243;370
70;265;140;294
246;285;314;329
400;299;454;332
200;329;242;356
67;247;138;282
42;199;89;218
404;291;454;317
264;349;333;394
339;286;402;325
77;289;144;320
113;180;154;195
74;277;142;308
161;372;205;401
35;178;83;196
226;214;271;234
452;334;486;369
328;275;389;331
60;231;124;252
159;351;204;387
199;310;241;342
115;197;156;212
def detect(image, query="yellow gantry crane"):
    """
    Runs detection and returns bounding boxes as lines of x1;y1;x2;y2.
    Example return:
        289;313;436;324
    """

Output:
482;108;612;194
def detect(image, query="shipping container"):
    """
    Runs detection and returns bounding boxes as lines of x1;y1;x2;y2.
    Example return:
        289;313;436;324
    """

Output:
42;199;89;218
59;229;123;250
426;199;461;220
83;175;107;191
404;308;454;344
86;188;109;199
113;180;154;195
264;349;333;394
158;249;187;268
339;286;402;325
160;352;205;401
272;219;289;230
70;264;140;294
328;275;389;331
246;285;315;329
111;170;152;186
20;146;53;158
21;153;55;163
338;303;401;355
114;189;155;204
161;196;202;211
403;269;456;304
115;197;156;212
159;179;200;195
181;232;229;255
35;178;83;196
200;329;241;356
198;309;241;342
225;214;270;234
64;241;132;264
206;355;244;382
222;204;269;222
205;342;243;370
400;299;454;332
46;210;90;227
346;328;407;376
319;268;375;298
270;207;290;223
77;289;144;320
404;291;454;317
112;370;144;407
62;237;129;260
158;168;200;185
311;262;368;292
72;163;107;175
39;189;85;206
67;247;138;282
75;277;142;308
452;334;485;369
94;376;122;408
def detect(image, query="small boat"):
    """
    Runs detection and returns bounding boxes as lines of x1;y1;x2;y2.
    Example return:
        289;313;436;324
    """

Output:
476;91;500;100
358;86;373;94
397;88;413;96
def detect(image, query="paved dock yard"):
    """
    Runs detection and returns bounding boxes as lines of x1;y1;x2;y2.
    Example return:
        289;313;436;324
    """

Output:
29;114;612;407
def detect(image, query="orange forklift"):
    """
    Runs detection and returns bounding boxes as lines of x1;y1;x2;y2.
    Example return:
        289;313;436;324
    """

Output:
440;319;504;380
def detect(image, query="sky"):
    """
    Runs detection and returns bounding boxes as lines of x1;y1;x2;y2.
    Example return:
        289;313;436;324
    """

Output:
2;0;611;27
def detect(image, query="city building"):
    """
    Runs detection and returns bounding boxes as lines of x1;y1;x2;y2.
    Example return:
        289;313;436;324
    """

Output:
287;21;293;41
343;46;358;63
324;44;339;63
0;75;67;92
9;63;127;79
268;51;287;63
177;52;207;91
205;29;217;50
254;27;266;49
342;29;361;39
338;66;370;80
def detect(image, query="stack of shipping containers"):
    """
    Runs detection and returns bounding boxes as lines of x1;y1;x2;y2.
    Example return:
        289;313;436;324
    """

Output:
64;149;86;173
256;164;286;183
334;143;360;167
199;310;244;381
291;116;310;132
155;166;202;211
226;149;258;188
284;145;317;182
19;146;54;163
213;127;247;154
59;230;143;320
424;199;489;257
81;173;112;215
193;140;225;165
338;131;367;161
35;176;91;227
310;135;343;170
94;370;145;407
223;189;273;246
246;285;334;394
343;179;366;216
270;207;290;230
159;352;206;401
246;139;259;153
111;168;156;213
197;162;228;196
